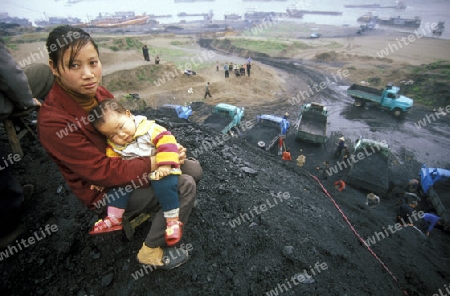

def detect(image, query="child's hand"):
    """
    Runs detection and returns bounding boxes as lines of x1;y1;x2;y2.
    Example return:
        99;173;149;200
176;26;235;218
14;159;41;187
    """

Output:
90;185;105;192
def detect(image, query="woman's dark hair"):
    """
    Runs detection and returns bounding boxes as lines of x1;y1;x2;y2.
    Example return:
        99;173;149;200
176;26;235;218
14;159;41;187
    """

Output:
46;25;99;73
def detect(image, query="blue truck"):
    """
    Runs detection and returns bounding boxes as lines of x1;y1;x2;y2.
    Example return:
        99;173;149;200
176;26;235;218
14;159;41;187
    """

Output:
420;166;450;213
203;103;245;134
419;165;450;232
347;83;413;116
245;114;290;151
159;104;193;119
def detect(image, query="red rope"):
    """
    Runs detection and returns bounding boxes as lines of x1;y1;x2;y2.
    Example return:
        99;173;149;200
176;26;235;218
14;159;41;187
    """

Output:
308;172;409;295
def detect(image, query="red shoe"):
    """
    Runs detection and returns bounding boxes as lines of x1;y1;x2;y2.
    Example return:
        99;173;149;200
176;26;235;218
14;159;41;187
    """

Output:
89;216;122;235
165;221;183;246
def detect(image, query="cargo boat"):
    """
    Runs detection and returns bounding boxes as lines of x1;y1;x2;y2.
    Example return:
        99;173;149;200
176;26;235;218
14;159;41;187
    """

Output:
377;16;421;28
433;21;445;36
346;1;406;9
344;3;380;8
285;7;304;18
224;13;242;20
298;10;343;16
83;12;151;28
244;9;274;20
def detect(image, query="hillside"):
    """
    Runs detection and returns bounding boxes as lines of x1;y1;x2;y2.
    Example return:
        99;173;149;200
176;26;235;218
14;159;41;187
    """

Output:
1;105;449;295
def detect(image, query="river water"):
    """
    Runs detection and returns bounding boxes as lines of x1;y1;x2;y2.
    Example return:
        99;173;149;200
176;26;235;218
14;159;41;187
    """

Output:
5;0;450;39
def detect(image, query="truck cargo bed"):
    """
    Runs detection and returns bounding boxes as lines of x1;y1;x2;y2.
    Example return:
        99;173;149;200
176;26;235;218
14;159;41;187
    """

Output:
347;84;383;102
296;110;327;143
204;113;233;132
346;151;389;195
244;124;280;149
298;120;326;136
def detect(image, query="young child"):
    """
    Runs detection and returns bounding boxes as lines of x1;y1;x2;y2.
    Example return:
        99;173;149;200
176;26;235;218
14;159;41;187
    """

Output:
89;99;182;246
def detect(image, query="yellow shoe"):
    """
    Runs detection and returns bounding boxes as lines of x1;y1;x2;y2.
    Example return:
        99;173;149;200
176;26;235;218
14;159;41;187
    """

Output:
137;243;164;267
136;243;189;270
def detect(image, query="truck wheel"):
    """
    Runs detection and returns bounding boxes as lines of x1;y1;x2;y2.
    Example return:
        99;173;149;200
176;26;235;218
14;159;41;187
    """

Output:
354;98;364;107
393;108;402;117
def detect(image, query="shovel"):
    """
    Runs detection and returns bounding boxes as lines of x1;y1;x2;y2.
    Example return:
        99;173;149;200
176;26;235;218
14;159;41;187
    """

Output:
410;225;426;237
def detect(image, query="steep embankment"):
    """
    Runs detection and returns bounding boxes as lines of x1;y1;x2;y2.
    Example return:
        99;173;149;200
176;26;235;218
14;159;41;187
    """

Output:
2;107;449;296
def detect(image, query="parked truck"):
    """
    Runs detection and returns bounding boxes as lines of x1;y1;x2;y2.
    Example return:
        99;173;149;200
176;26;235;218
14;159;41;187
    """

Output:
419;165;450;232
203;103;244;134
346;138;390;196
245;114;290;151
347;83;413;116
420;166;449;216
295;102;328;144
159;104;192;119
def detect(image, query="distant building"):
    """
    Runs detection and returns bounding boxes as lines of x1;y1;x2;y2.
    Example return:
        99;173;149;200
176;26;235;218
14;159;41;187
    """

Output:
0;12;32;27
35;16;82;27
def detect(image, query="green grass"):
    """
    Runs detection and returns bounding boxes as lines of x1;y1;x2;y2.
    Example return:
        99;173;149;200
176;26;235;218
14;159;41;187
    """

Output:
136;67;155;82
223;38;312;56
112;37;143;51
170;40;187;46
231;38;287;53
5;43;18;50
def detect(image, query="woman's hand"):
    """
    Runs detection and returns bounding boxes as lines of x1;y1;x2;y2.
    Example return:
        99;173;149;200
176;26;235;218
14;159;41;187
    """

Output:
178;143;187;164
32;98;42;107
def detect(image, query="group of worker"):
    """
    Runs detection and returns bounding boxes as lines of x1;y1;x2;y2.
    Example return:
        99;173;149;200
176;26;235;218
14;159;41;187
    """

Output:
396;179;444;237
221;57;252;79
281;133;445;237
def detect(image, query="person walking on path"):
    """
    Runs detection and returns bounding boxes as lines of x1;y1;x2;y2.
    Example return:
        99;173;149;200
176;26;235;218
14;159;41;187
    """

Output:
223;63;229;78
246;57;252;77
215;61;219;71
142;45;150;61
204;82;212;99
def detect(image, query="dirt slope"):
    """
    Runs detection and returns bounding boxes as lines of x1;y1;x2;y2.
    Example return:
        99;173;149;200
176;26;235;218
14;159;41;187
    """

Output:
1;105;449;295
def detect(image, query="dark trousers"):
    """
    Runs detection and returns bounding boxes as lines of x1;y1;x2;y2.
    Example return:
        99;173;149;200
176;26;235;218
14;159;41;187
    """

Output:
124;159;202;248
225;70;229;78
107;187;132;209
0;149;24;234
204;91;212;98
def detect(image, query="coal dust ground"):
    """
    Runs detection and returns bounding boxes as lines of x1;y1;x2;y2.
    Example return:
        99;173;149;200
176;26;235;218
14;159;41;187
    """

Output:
1;61;450;296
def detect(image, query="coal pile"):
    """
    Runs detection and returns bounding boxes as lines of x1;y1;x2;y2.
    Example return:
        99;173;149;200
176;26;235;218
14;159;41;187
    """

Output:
0;106;449;296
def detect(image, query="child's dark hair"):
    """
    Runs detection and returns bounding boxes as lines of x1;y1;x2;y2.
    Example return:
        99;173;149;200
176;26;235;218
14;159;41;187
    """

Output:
46;25;99;74
90;98;126;129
